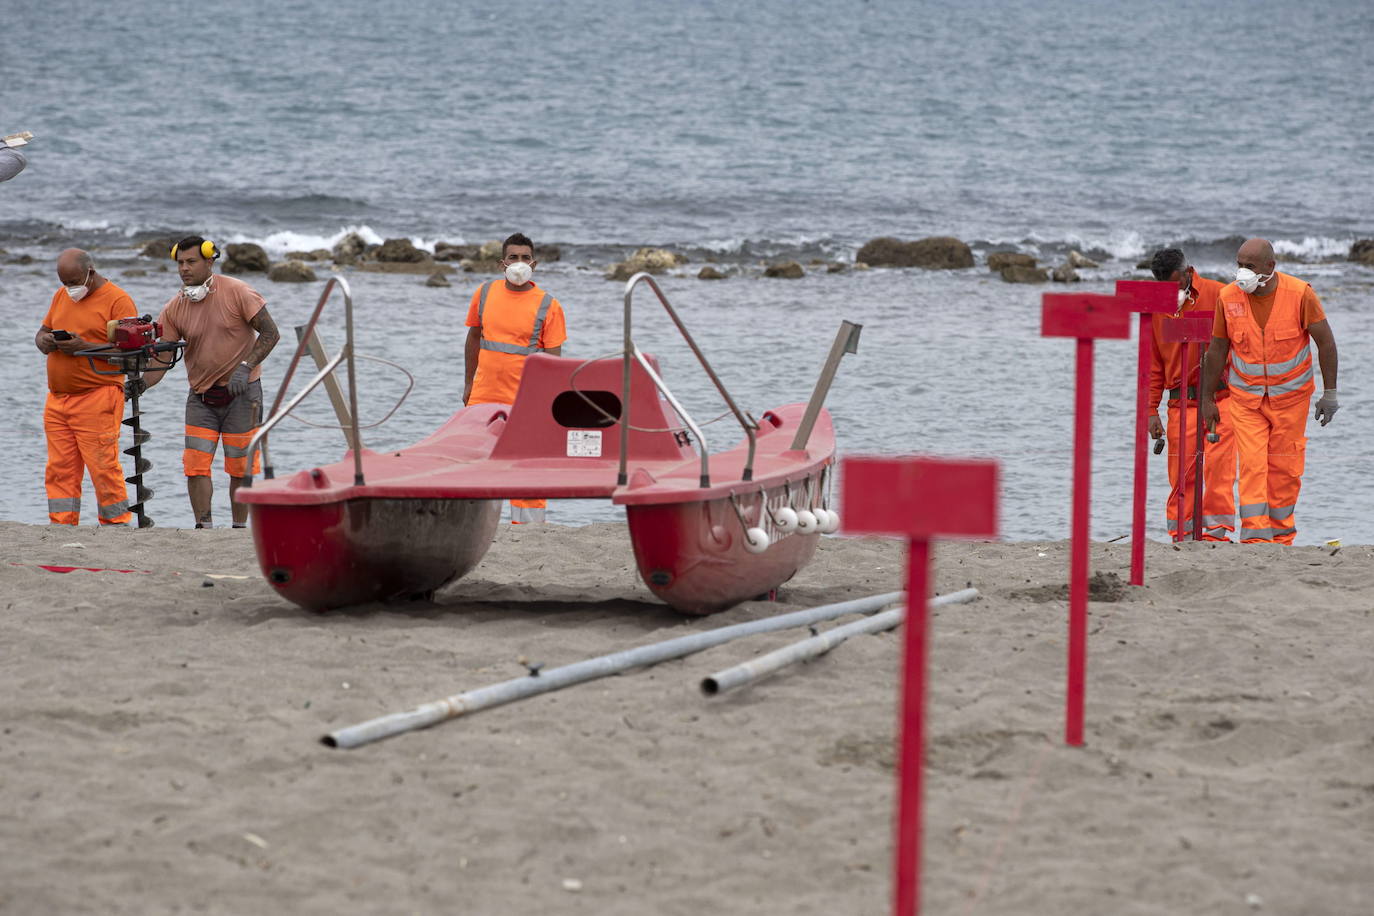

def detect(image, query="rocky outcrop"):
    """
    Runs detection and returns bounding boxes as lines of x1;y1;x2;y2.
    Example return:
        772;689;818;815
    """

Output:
1051;263;1081;283
355;260;452;275
606;247;687;281
424;271;450;288
268;260;317;283
138;237;177;259
285;249;332;262
223;243;270;274
372;238;426;263
434;242;480;262
1349;239;1374;265
986;252;1036;271
764;261;804;279
1067;250;1099;269
826;262;847;273
478;240;503;261
332;232;369;266
1000;265;1049;284
856;236;974;269
460;259;503;274
697;266;727;280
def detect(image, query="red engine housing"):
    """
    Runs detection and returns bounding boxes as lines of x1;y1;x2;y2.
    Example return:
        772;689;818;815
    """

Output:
113;318;161;350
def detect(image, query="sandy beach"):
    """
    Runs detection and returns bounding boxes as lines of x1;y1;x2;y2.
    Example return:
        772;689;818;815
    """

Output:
2;520;1371;914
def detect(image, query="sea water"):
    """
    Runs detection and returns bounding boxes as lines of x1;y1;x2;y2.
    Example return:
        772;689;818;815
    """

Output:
1;0;1370;542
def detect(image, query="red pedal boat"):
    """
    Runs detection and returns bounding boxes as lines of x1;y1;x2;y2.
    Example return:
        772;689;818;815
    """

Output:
235;275;860;614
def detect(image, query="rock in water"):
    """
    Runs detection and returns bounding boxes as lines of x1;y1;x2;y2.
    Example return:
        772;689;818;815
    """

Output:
606;247;687;281
332;232;368;266
1000;265;1049;284
697;266;727;280
986;252;1037;271
1067;249;1099;269
223;243;270;274
1349;239;1374;265
372;238;426;263
764;261;805;279
425;271;451;288
856;236;973;269
268;260;318;283
1052;263;1081;283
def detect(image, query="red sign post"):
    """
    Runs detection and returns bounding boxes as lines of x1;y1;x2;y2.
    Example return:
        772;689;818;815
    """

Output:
1041;294;1130;747
1159;312;1213;541
1113;280;1177;584
842;456;999;916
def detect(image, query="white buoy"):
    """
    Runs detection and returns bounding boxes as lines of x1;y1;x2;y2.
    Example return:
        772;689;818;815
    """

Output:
743;527;770;553
772;506;799;533
820;508;841;533
795;509;818;534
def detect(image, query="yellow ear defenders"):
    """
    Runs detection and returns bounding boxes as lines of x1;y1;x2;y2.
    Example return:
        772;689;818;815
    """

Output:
170;239;219;260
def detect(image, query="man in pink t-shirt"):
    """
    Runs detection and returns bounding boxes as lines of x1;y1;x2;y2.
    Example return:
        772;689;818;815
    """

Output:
143;236;280;529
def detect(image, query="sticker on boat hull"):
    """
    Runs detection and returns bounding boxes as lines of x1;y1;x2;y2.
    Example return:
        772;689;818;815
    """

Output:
567;430;602;457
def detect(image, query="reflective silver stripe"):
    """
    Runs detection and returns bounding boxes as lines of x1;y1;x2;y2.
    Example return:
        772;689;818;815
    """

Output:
511;504;546;523
222;443;250;458
1239;502;1269;518
527;293;553;348
1227;366;1265;394
1264;345;1312;376
48;497;81;513
477;281;494;325
1267;364;1314;395
480;339;538;355
1230;352;1264;375
1240;526;1296;541
1269;504;1295;521
99;500;129;519
185;435;217;454
1203;514;1235;528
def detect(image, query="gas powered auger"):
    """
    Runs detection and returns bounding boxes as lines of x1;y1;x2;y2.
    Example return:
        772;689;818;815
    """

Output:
77;316;186;528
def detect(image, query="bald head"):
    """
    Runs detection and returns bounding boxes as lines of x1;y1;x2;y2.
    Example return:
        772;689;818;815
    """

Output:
55;248;95;287
1237;238;1274;265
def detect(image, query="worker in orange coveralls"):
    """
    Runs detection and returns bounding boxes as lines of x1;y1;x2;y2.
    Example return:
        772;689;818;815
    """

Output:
1145;248;1236;541
1200;238;1339;544
463;232;567;524
34;249;137;525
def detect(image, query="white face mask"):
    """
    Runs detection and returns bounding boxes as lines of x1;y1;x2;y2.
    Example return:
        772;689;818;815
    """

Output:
1235;267;1273;294
65;269;92;302
182;278;212;302
504;261;533;286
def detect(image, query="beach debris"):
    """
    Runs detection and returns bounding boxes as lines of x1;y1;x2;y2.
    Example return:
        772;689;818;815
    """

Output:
561;878;583;892
61;542;85;549
324;590;908;748
222;243;269;273
204;573;251;580
201;579;214;588
1245;892;1264;909
697;265;727;280
268;260;318;283
702;589;979;696
986;251;1036;271
764;261;805;279
517;656;544;677
856;235;973;269
242;832;269;850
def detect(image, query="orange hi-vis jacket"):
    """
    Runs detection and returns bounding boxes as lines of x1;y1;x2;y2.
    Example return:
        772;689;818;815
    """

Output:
1217;273;1316;409
1148;272;1226;410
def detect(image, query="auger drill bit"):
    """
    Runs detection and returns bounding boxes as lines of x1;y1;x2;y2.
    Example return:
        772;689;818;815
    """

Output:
122;387;155;528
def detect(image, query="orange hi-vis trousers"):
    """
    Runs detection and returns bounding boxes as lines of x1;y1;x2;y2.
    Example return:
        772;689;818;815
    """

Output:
509;497;546;524
183;383;262;478
44;386;132;525
1165;397;1237;541
1230;394;1308;544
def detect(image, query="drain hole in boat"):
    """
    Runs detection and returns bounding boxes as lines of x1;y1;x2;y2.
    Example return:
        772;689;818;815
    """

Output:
552;390;621;429
269;568;292;584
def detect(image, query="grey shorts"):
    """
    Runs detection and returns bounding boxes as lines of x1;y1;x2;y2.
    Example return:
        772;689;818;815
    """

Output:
183;380;263;476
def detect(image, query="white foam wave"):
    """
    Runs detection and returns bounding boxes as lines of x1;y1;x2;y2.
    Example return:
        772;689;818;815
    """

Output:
1272;236;1351;260
1057;230;1147;261
220;225;465;257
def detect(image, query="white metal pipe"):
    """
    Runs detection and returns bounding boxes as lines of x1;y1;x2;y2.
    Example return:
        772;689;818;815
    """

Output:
324;590;906;749
700;588;979;696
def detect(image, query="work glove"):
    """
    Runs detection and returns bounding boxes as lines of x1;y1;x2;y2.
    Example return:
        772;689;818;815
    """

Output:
228;362;252;397
1314;389;1339;427
124;377;147;400
1147;414;1163;441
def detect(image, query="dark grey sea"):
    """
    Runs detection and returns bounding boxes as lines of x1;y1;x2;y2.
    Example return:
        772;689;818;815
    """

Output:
2;0;1371;542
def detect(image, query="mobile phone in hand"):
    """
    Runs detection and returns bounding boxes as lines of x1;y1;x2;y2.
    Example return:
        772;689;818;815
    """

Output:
52;330;73;340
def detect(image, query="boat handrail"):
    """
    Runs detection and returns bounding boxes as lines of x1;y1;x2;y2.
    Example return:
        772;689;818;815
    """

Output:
620;272;757;488
241;276;364;488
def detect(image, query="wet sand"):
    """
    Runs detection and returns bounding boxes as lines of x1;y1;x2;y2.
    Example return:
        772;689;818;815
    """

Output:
2;521;1371;914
